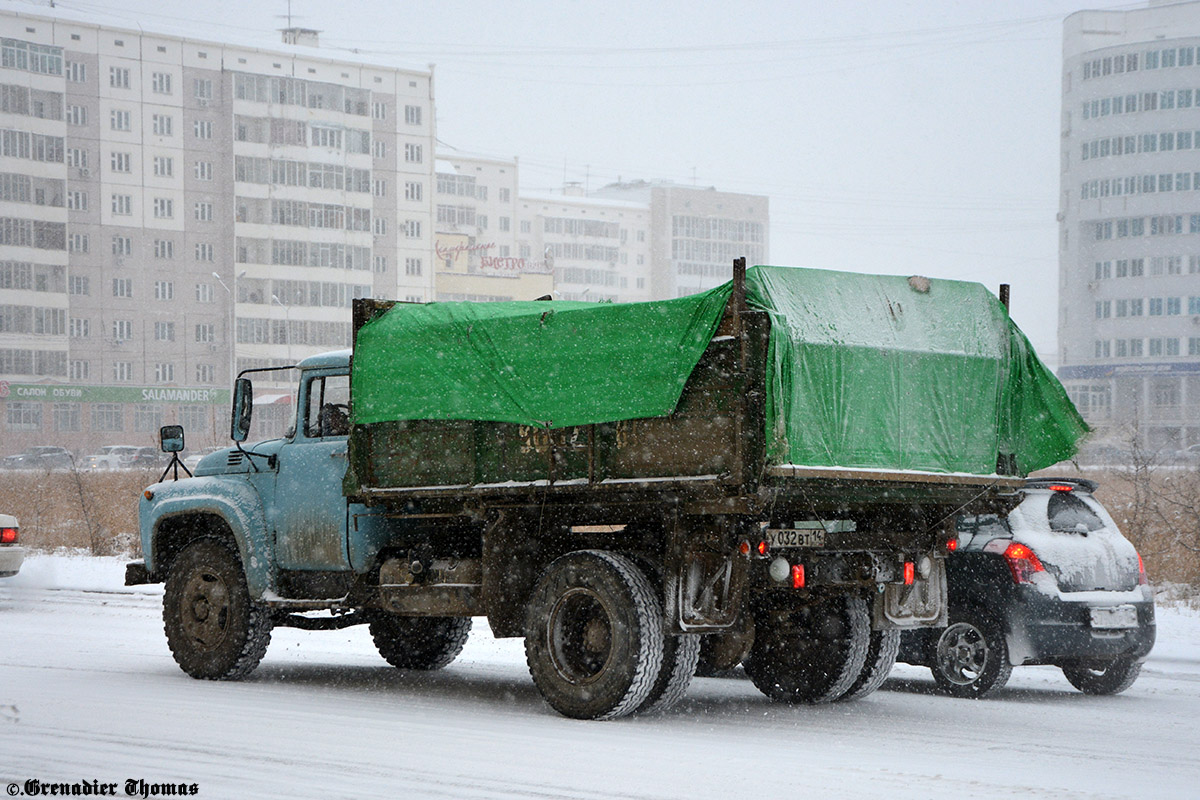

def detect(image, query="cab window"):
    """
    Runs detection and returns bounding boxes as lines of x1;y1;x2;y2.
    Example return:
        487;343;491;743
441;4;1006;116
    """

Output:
303;374;350;438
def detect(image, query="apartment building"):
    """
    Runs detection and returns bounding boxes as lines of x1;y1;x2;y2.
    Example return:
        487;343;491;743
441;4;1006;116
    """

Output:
0;9;435;452
1059;2;1200;451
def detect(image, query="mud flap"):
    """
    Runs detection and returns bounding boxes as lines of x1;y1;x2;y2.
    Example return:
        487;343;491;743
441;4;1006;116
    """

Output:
874;556;947;628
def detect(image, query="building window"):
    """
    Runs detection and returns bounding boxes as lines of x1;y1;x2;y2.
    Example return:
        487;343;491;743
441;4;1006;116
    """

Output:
499;188;511;203
6;401;42;431
68;233;88;253
405;220;421;238
196;283;215;303
67;147;87;168
69;317;89;338
194;201;213;222
151;72;172;94
154;280;174;300
109;66;130;89
67;190;88;211
154;239;174;259
154;362;175;383
153;198;174;219
112;280;132;299
153;156;173;177
373;218;387;235
112;235;132;256
372;255;387;273
520;220;531;234
404;105;421;125
405;181;422;201
499;216;510;232
373;140;386;159
111;192;132;214
110;109;131;131
372;179;387;197
194;78;212;101
195;242;214;262
196;364;215;383
194;120;213;139
93;403;124;431
69;360;88;380
112;319;132;340
194;161;213;180
195;323;214;343
404;142;422;163
405;257;422;276
152;114;173;136
69;276;89;295
66;61;86;83
154;321;175;342
66;104;86;126
110;152;131;173
371;101;386;120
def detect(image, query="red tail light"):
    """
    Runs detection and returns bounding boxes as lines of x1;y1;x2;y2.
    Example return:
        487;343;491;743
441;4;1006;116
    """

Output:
1137;552;1148;586
738;540;751;556
0;527;17;544
1048;484;1074;492
756;540;769;557
903;561;915;585
946;538;958;553
791;563;805;589
1002;542;1045;584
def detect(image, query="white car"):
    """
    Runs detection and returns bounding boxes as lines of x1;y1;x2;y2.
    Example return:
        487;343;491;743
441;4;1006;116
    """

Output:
0;514;22;578
83;445;153;470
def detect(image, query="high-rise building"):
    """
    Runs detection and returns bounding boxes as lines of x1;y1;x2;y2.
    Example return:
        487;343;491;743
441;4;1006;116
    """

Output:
0;9;435;451
1059;2;1200;451
593;181;768;299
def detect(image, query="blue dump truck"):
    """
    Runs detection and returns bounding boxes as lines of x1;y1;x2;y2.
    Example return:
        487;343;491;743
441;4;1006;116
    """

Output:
128;260;1086;719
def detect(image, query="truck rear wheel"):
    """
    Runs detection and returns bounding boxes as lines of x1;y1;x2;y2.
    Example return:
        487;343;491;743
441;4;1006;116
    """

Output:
743;593;870;704
368;614;472;670
836;628;900;701
635;632;700;715
162;537;272;680
524;550;664;720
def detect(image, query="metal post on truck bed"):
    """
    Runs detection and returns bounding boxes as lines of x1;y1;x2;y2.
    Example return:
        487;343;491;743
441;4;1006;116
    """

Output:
733;257;747;319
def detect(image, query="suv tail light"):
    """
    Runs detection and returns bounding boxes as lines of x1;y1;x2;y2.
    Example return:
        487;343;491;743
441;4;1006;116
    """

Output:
0;526;17;544
989;541;1045;584
1137;552;1148;586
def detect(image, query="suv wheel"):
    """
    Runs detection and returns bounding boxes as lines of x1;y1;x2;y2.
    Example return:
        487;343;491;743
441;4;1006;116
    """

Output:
931;611;1012;698
1061;656;1142;695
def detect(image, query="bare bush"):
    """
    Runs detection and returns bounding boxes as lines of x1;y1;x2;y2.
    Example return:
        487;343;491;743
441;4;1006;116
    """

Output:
0;469;155;556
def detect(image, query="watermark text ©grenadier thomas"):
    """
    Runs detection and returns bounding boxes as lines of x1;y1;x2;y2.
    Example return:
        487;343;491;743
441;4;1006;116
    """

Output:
8;779;199;797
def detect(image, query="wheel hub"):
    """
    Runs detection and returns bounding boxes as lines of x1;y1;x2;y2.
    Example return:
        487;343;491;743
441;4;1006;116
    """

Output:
180;570;231;649
547;588;612;685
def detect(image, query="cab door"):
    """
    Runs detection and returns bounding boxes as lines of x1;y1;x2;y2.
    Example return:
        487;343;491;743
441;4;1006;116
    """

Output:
273;370;351;571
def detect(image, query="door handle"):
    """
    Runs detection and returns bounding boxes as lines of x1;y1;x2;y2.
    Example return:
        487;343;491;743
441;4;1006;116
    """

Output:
331;451;347;459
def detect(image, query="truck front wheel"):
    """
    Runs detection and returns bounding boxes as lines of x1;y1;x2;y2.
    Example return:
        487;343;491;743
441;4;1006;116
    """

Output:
368;614;472;670
524;550;664;720
162;537;272;680
743;593;870;704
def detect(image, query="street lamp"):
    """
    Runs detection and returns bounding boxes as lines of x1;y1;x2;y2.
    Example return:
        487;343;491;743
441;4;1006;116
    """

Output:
213;270;246;383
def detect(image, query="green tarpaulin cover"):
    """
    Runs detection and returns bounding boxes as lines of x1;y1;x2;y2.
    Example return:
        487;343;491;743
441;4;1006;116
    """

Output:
351;265;1086;476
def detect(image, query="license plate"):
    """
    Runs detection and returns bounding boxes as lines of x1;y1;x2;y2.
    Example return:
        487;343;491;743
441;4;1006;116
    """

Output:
1090;605;1138;630
766;527;826;548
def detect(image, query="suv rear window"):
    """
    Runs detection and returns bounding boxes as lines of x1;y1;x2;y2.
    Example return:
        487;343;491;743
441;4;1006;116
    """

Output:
1047;492;1105;533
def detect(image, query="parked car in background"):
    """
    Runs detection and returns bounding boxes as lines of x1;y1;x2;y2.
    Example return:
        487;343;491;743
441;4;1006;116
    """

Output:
1;446;75;470
0;514;22;578
898;477;1155;697
83;445;151;470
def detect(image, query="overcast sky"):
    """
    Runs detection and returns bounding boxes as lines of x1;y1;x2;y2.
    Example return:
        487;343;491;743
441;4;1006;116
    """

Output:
5;0;1147;364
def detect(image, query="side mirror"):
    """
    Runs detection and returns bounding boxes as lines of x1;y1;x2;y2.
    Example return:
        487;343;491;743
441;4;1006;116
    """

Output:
160;425;185;453
231;377;253;442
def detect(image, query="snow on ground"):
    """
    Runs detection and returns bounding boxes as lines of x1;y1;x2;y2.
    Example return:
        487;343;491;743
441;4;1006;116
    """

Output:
1;553;1198;800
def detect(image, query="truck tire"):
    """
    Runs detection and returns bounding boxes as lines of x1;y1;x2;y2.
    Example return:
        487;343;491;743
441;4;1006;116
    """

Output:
743;593;870;704
635;632;700;715
836;628;900;702
930;610;1012;698
162;537;272;680
524;550;664;720
368;614;472;670
1061;656;1142;695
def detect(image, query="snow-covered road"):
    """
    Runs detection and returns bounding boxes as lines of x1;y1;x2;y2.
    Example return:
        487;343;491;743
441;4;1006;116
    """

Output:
1;555;1198;799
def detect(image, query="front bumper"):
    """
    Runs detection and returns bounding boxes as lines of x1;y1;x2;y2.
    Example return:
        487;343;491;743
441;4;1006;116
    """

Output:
1005;586;1156;666
0;545;25;577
